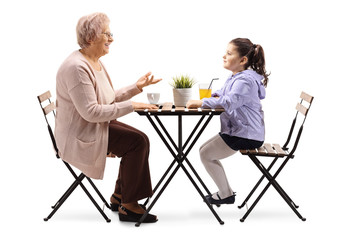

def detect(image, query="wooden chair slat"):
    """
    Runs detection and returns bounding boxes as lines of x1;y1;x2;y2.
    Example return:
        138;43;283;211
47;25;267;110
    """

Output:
249;149;258;154
43;102;56;115
273;144;287;156
38;91;51;103
263;143;276;155
240;149;248;155
201;109;212;112
296;103;308;116
300;92;314;103
241;144;287;157
257;146;267;155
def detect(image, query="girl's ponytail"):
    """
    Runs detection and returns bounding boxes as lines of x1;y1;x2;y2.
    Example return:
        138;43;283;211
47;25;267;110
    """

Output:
251;44;269;87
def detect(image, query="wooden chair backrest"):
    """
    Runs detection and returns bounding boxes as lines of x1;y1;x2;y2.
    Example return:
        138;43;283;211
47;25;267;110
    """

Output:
295;91;314;116
37;90;59;158
37;90;56;116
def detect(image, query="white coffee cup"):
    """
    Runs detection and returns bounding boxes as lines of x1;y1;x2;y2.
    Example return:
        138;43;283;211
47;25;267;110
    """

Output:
147;93;160;104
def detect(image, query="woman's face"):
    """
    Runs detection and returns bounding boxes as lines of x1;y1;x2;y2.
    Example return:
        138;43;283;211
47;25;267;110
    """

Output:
90;25;113;57
223;43;245;74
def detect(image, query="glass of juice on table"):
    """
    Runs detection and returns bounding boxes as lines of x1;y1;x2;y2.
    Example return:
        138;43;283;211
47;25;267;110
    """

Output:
199;83;211;99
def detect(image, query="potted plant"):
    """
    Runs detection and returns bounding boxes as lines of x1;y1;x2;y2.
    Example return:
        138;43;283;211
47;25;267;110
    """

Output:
170;74;196;107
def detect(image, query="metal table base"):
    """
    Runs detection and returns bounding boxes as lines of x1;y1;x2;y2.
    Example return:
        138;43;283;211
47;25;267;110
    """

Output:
135;104;225;226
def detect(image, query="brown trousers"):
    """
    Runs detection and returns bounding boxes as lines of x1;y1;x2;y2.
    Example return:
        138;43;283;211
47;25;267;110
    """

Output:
107;120;153;203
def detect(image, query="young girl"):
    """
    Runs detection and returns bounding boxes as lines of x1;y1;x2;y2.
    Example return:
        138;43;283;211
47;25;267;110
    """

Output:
186;38;270;205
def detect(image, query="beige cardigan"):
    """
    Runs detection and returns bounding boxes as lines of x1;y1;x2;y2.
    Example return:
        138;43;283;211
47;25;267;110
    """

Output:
55;50;141;179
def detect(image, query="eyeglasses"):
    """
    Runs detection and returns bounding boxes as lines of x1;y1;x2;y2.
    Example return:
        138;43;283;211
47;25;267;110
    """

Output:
102;32;113;38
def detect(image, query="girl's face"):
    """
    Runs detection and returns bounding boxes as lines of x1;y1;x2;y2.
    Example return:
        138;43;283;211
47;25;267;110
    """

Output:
223;43;246;74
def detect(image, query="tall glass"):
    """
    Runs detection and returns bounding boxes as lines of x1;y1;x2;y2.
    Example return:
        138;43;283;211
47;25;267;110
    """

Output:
199;83;212;99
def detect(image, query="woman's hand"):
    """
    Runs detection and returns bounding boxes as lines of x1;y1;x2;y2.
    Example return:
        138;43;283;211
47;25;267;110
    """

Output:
131;101;158;110
186;100;203;109
136;72;162;91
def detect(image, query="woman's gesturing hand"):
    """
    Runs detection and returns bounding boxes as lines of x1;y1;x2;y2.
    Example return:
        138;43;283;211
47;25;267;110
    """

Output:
136;72;162;91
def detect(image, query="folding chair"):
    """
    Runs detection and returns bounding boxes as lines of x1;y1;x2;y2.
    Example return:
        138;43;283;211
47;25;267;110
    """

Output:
238;91;314;222
37;90;111;222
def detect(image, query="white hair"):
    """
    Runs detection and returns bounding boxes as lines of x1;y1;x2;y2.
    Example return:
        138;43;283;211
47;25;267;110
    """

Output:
76;12;110;49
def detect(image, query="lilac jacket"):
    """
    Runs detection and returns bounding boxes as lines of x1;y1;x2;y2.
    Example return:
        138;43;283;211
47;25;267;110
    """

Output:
202;70;265;141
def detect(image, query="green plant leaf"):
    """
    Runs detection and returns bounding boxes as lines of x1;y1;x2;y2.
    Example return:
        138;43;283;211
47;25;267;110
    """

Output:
170;74;196;88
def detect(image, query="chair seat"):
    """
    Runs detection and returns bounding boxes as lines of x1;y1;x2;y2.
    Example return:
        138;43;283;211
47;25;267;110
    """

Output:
240;143;289;157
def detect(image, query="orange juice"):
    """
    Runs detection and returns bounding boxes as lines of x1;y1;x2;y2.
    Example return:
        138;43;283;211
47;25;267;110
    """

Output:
199;88;212;99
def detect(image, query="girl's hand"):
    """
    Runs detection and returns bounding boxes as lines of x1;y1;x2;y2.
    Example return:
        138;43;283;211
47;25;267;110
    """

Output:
136;72;162;91
186;100;203;109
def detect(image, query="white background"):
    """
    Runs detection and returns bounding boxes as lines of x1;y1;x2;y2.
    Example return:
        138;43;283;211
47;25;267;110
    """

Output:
1;0;359;239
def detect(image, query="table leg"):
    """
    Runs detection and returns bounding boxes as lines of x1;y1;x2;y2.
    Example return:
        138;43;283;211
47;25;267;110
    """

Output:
136;113;224;226
177;114;224;224
149;115;212;198
154;114;213;195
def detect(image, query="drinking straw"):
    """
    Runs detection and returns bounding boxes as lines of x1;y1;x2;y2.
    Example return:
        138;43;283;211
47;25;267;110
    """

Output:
208;78;219;89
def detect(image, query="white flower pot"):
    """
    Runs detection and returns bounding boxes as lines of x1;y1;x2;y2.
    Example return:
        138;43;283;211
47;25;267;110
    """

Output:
173;88;192;107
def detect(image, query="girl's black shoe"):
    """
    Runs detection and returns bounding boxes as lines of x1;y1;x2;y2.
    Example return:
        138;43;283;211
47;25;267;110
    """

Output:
205;192;236;205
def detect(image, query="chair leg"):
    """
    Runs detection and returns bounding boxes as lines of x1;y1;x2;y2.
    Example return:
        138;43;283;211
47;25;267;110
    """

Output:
79;175;111;222
44;174;85;221
51;179;79;209
44;173;111;223
86;177;111;210
65;162;111;222
238;157;279;209
241;155;306;222
240;180;271;222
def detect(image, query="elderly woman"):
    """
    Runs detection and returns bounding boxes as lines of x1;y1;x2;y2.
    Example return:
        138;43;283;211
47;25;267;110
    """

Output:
55;12;160;223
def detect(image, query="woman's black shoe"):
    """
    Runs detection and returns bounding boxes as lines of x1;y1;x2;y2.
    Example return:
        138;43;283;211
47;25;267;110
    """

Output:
110;194;122;211
110;194;146;211
118;205;157;223
205;192;236;205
